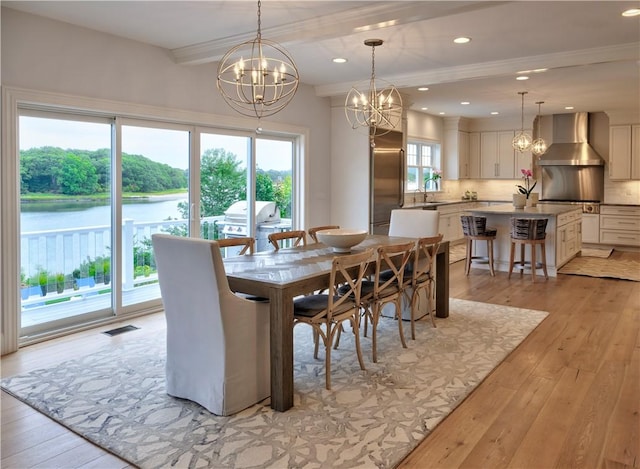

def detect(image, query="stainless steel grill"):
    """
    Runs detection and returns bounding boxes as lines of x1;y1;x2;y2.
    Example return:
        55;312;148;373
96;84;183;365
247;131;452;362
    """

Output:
218;201;289;252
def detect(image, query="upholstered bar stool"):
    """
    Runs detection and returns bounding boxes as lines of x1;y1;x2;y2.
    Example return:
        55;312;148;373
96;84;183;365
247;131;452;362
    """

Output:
508;218;549;282
460;215;497;276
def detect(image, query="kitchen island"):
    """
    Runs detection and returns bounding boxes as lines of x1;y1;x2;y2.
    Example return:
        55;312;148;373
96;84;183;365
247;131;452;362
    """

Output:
467;203;582;277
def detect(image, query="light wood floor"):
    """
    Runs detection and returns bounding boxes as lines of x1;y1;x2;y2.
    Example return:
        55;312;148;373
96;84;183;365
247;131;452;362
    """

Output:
2;251;639;468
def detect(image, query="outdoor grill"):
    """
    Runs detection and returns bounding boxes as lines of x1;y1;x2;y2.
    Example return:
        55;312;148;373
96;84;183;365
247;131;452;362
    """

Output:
219;201;289;252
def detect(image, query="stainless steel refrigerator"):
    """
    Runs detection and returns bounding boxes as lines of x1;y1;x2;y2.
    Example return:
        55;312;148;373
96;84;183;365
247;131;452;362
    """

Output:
369;130;405;234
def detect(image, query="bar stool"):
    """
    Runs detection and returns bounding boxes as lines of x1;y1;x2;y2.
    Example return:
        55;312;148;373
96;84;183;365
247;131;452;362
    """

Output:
508;218;549;282
460;215;497;276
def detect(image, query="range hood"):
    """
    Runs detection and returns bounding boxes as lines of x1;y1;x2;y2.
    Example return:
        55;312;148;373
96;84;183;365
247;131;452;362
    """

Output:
536;112;605;166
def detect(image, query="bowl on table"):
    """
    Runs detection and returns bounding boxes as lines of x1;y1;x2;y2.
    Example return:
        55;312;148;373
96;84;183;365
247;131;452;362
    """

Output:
315;228;368;253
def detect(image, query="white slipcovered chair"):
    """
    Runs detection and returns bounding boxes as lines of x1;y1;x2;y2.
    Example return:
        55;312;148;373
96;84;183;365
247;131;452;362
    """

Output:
388;209;440;238
151;234;270;416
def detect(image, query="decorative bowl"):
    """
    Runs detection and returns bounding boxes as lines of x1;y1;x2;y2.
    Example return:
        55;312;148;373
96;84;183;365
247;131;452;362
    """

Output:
316;229;368;253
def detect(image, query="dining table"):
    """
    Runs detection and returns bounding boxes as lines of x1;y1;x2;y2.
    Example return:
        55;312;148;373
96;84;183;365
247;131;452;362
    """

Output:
224;234;450;412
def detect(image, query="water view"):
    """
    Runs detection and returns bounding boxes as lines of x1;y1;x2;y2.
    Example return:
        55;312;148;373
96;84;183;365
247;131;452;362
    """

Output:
21;195;188;232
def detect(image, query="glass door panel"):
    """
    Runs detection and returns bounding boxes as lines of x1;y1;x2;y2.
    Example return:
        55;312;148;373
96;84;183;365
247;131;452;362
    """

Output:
19;113;114;335
199;132;250;257
255;138;294;252
120;124;190;307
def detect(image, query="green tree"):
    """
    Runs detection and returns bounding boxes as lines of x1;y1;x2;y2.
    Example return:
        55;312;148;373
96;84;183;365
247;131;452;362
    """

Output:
58;153;99;195
256;171;275;202
191;148;246;217
273;174;292;218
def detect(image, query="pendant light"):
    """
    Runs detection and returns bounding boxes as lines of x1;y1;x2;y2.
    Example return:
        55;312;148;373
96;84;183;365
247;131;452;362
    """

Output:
512;91;533;153
345;39;403;147
531;101;548;157
216;0;299;120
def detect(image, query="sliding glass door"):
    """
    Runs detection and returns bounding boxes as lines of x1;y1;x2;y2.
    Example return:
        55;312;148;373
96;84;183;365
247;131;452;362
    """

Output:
19;112;115;335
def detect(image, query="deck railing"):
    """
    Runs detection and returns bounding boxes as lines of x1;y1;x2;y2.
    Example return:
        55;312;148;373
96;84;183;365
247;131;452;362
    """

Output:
20;217;223;307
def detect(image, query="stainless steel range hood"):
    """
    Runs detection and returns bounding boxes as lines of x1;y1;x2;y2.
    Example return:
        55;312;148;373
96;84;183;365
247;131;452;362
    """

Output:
537;112;605;166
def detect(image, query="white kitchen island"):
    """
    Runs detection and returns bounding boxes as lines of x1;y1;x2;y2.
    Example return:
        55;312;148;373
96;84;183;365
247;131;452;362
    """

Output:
467;203;582;277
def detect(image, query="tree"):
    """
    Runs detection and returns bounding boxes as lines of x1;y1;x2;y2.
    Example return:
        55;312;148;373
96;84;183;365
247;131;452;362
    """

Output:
58;153;99;195
178;148;246;218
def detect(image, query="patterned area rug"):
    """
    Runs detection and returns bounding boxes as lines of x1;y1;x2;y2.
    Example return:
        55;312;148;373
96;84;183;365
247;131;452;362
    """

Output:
559;256;640;282
580;247;613;258
1;299;548;469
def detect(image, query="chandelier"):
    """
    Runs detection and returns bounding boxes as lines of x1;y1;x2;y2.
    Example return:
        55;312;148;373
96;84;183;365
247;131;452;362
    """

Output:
216;0;299;119
345;39;403;146
531;101;548;157
512;91;533;153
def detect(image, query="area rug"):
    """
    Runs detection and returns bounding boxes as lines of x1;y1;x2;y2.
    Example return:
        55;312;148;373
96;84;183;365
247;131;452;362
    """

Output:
1;299;548;469
559;256;640;282
580;247;613;258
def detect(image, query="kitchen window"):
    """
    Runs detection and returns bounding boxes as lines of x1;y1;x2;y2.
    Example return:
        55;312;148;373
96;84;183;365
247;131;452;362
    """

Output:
406;140;441;191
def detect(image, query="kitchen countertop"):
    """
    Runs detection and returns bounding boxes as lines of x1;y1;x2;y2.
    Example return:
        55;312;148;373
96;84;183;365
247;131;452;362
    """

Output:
402;199;507;209
469;203;581;216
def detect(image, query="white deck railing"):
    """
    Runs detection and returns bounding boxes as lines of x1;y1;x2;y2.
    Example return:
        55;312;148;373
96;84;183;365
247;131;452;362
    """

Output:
20;216;223;306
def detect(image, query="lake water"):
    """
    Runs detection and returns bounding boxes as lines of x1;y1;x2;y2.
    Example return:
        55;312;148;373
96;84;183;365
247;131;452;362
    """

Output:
21;195;188;232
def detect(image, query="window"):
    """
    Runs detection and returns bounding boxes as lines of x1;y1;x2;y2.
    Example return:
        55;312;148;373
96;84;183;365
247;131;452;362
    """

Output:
406;140;441;191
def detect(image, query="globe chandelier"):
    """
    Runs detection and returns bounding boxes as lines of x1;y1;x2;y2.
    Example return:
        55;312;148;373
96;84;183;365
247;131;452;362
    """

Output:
216;0;299;120
531;101;548;157
512;91;533;153
345;39;403;147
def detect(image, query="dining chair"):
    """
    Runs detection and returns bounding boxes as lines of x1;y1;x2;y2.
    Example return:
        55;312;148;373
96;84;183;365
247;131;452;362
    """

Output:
151;234;270;416
308;225;340;243
341;241;414;363
216;236;255;255
268;230;307;250
409;234;443;335
292;248;373;390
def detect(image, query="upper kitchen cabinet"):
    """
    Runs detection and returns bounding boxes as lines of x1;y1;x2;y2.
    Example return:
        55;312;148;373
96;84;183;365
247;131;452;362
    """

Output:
443;117;478;180
609;124;640;180
480;130;518;179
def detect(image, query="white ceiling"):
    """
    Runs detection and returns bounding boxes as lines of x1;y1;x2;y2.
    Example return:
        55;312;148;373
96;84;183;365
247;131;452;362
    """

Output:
4;1;640;119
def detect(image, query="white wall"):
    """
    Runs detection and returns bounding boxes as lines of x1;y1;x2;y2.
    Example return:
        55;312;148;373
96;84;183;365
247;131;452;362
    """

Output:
0;6;333;228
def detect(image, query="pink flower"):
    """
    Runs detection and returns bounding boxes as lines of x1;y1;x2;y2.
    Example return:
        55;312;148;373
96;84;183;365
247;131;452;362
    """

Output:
521;168;533;178
517;168;536;198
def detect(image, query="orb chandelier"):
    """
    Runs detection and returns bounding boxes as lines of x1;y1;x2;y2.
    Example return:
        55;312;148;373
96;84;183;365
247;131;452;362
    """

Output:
216;0;299;120
531;101;548;157
345;39;403;147
512;91;533;153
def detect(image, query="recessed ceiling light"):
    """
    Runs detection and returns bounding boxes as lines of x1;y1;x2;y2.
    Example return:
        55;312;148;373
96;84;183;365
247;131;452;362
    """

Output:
421;107;428;111
532;68;548;73
461;101;470;105
418;87;429;91
453;37;471;44
565;106;574;110
622;8;640;17
439;112;446;115
490;111;499;115
516;76;529;81
332;58;347;64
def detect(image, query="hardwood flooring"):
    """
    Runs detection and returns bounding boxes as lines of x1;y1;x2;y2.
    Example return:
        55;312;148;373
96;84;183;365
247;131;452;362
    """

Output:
2;251;638;468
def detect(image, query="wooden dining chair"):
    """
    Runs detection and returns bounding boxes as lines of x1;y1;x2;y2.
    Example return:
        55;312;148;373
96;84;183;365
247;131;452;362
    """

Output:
293;248;373;390
338;241;414;363
308;225;340;243
268;230;307;250
409;234;443;336
216;237;255;255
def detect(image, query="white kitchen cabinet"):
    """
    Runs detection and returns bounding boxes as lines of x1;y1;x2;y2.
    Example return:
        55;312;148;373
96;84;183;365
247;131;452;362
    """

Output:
437;202;477;242
468;132;481;179
556;209;581;267
480;130;516;179
581;213;600;244
600;205;640;246
457;131;470;179
609;124;640;180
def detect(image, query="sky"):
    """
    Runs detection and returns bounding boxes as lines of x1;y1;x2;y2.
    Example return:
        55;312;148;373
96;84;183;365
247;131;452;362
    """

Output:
19;116;293;171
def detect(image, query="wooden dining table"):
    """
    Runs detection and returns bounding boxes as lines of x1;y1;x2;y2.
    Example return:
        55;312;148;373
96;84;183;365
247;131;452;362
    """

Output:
224;234;450;412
